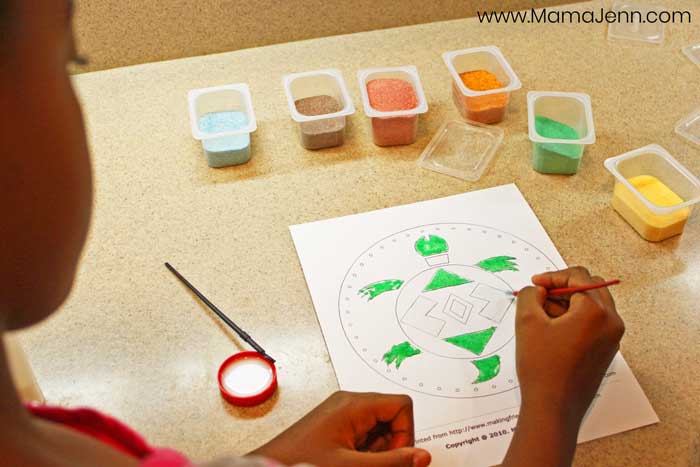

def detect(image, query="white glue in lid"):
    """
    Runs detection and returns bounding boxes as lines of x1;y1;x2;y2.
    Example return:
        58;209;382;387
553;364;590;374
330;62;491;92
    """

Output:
217;352;277;406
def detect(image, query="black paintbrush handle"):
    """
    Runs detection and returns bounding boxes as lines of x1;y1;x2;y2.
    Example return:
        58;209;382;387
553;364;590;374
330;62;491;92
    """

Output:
165;262;275;363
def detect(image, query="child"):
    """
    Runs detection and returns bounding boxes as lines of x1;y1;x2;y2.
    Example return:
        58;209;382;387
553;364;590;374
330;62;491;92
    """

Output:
0;2;624;466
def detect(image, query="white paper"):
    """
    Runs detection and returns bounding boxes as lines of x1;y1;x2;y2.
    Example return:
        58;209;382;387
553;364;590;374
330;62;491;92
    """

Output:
290;184;658;467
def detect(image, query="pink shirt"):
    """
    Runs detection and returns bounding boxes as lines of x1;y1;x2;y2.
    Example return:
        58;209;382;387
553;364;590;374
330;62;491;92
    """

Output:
26;404;290;467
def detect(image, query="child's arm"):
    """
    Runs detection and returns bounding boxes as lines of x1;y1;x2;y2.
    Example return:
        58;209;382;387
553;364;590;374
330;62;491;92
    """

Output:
501;267;625;467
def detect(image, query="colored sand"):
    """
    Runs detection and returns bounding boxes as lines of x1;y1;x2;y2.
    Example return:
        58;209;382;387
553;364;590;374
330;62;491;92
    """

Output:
423;269;472;292
414;235;448;257
459;70;504;92
454;70;509;124
294;95;345;149
383;341;421;368
476;256;518;273
358;279;404;300
198;111;251;167
612;175;690;241
444;327;496;355
366;78;419;146
472;355;501;383
367;78;418;111
532;116;583;174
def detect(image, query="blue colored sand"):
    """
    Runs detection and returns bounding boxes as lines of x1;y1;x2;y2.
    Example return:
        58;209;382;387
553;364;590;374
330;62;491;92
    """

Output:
198;111;250;167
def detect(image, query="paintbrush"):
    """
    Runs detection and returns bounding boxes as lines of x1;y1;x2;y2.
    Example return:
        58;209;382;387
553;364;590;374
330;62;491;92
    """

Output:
509;279;620;297
165;262;275;364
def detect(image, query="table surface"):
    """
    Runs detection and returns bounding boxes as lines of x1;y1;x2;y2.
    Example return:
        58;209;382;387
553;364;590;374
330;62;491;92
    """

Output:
19;0;700;465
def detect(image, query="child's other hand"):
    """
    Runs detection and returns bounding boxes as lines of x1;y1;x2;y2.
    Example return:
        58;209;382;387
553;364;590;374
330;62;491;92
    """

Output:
249;391;431;467
515;266;625;423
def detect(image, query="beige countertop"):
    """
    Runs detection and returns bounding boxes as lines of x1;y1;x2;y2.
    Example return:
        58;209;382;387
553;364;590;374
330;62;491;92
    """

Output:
18;0;700;465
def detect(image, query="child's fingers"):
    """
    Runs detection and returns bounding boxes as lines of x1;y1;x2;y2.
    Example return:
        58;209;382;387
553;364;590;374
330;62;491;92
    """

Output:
340;447;431;467
543;298;569;317
515;286;548;324
591;275;616;312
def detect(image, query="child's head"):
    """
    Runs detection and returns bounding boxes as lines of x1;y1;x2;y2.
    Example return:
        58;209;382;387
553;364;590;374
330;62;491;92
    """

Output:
1;1;93;331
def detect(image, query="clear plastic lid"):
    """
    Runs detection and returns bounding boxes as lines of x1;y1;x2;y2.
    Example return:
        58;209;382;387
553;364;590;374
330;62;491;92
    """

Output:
607;2;666;45
418;120;504;181
682;43;700;66
675;108;700;147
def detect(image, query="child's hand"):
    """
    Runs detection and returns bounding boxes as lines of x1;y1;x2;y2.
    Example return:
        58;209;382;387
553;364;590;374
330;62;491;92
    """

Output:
500;267;625;467
249;391;431;467
516;266;625;423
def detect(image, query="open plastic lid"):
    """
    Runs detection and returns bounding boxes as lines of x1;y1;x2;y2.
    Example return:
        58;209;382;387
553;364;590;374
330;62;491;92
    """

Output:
675;108;700;147
418;120;504;181
218;351;277;406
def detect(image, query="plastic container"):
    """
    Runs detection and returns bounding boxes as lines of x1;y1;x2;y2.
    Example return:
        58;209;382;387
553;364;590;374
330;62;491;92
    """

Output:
675;108;700;147
607;2;666;45
357;66;428;147
418;120;504;181
682;43;700;66
442;46;521;124
282;69;355;150
527;91;595;175
188;83;257;168
604;144;700;242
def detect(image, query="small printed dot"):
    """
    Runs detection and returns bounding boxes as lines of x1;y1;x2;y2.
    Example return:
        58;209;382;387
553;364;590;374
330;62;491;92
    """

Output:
524;248;529;251
354;336;359;340
348;323;353;327
362;348;367;352
419;383;424;387
497;234;502;238
392;239;397;242
474;387;479;392
402;377;407;381
380;246;384;250
347;285;352;288
536;257;541;260
345;297;350;301
405;234;410;237
455;388;461;392
482;230;487;234
508;379;513;383
467;228;472;231
345;310;350;314
386;369;391;373
360;263;364;267
437;386;442;391
546;266;551;270
369;253;373;257
492;385;496;389
451;227;456;230
436;227;441;231
512;240;516;244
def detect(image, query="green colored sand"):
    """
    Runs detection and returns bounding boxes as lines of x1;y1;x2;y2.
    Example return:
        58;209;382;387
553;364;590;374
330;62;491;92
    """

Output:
414;235;448;257
472;355;501;383
358;280;404;300
423;269;472;292
476;256;518;273
444;327;496;355
533;116;583;175
383;341;421;368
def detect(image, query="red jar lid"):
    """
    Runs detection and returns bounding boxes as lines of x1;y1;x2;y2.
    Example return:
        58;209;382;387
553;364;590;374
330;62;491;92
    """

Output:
217;351;277;406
